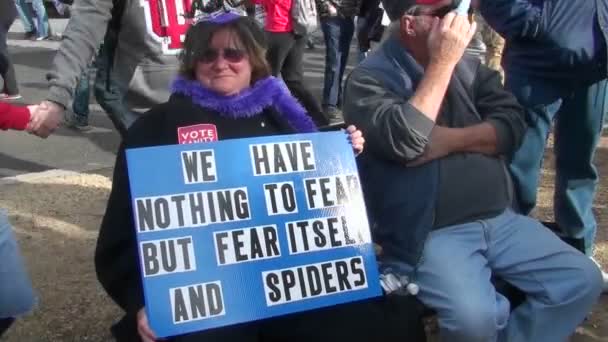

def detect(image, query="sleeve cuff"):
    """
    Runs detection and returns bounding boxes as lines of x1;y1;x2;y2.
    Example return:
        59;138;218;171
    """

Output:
46;86;72;109
404;102;435;138
487;118;514;156
10;107;31;131
124;279;145;315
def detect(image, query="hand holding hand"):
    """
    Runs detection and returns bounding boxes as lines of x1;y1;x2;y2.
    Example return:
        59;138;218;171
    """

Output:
137;308;158;342
427;12;477;68
27;100;63;138
346;125;365;156
26;105;39;117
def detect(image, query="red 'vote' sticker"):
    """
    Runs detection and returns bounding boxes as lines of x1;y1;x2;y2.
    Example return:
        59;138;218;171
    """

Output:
177;124;219;144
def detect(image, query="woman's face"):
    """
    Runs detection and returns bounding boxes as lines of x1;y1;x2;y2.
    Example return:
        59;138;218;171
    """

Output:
195;28;252;96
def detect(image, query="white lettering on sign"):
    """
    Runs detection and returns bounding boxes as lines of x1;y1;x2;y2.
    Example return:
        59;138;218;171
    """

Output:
250;141;316;176
177;124;218;144
170;281;225;324
303;174;360;210
134;188;250;232
262;257;368;306
263;181;298;215
285;216;361;255
214;225;281;265
181;149;217;184
140;236;196;277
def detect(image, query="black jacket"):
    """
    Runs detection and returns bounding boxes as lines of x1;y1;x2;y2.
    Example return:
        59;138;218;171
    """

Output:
0;1;17;25
316;0;362;18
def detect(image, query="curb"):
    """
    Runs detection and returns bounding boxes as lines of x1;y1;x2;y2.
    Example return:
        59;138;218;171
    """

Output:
0;166;113;187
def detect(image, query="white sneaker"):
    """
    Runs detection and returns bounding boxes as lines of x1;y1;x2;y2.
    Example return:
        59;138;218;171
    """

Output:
591;257;608;293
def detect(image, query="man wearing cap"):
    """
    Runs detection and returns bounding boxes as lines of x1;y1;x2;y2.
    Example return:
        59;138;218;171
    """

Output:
474;0;608;291
343;0;603;340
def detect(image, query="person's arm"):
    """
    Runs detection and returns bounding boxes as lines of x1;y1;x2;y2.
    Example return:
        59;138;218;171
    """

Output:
0;103;31;131
477;0;541;40
468;64;527;158
433;122;500;156
28;0;114;138
95;143;145;316
408;63;455;123
46;0;114;108
343;69;435;163
410;65;527;166
344;13;476;163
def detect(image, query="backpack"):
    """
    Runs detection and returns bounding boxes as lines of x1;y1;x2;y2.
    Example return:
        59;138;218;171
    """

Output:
291;0;318;36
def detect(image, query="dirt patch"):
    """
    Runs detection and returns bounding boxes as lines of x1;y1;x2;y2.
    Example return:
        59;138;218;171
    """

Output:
0;169;120;341
0;143;607;341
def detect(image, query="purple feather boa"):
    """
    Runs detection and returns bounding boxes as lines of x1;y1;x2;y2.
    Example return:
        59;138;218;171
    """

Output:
171;76;318;133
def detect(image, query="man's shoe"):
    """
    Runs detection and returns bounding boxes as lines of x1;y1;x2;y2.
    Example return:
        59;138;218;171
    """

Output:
63;111;92;132
323;107;344;125
0;93;22;101
47;34;63;41
23;30;37;40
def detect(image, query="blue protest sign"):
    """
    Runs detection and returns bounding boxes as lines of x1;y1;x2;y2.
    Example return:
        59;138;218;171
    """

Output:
125;132;381;338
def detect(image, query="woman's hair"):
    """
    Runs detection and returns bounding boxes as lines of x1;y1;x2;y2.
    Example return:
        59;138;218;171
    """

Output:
179;16;271;84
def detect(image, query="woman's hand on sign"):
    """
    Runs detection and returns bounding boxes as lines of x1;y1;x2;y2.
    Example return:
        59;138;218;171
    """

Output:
346;125;365;156
137;308;158;342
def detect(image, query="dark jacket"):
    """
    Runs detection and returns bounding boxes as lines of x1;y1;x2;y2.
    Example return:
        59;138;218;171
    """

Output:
316;0;362;18
343;37;527;266
480;0;608;82
0;0;17;24
357;0;385;49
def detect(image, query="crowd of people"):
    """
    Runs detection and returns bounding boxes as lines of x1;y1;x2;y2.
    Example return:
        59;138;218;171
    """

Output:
1;0;608;341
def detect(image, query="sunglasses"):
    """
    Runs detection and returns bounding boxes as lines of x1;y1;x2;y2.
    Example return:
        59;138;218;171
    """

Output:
199;48;246;64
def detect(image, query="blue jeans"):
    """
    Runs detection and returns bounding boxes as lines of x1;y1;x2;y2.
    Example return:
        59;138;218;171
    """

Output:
384;210;602;341
0;209;36;318
507;74;608;255
94;29;136;137
320;16;355;109
71;69;91;125
356;17;368;63
13;0;33;33
14;0;48;38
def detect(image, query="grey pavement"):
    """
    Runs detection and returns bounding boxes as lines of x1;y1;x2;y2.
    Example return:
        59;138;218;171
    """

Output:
1;18;119;178
1;18;355;179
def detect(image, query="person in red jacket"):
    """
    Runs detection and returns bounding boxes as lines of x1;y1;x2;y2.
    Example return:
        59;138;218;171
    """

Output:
0;102;37;131
251;0;327;126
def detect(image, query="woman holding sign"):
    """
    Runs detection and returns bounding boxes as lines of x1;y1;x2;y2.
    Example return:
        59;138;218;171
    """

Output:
95;3;424;342
95;5;424;342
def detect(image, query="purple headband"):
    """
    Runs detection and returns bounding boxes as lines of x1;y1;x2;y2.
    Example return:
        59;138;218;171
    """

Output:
194;8;246;25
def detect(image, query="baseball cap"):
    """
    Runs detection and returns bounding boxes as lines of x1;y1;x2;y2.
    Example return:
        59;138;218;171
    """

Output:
382;0;463;22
